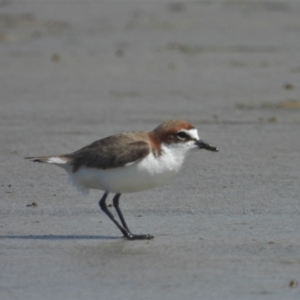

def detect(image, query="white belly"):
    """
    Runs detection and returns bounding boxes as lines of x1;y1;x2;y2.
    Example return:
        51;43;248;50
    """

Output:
70;150;185;194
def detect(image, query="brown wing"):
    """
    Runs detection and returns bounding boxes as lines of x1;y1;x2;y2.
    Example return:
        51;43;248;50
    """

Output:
65;133;151;172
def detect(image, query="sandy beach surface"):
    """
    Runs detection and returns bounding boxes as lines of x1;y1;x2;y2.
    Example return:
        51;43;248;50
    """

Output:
1;0;300;299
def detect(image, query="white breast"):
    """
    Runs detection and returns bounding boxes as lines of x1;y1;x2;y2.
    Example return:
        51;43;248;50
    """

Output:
70;143;188;194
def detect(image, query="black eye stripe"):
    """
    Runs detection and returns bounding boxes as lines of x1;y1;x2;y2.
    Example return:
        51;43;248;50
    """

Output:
176;131;189;140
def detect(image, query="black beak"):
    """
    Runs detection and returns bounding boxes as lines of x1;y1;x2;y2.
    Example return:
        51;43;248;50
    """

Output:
196;140;218;152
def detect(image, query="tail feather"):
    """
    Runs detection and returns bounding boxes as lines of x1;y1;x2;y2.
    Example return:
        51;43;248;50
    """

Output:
24;156;51;163
24;156;69;164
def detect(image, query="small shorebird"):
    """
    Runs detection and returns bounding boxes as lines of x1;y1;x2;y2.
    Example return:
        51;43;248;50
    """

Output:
25;120;218;240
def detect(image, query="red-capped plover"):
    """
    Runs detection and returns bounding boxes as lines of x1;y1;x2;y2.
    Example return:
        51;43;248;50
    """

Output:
25;120;218;240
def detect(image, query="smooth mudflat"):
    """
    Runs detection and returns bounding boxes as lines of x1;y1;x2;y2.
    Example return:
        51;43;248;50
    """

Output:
1;1;300;299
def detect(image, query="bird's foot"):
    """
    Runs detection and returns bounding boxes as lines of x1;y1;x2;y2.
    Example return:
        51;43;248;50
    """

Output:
124;233;154;240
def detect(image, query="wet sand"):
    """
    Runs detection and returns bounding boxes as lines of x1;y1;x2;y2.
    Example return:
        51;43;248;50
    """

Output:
1;1;300;299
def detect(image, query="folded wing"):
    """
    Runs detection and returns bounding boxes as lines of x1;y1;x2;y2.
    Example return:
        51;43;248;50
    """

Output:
65;134;151;172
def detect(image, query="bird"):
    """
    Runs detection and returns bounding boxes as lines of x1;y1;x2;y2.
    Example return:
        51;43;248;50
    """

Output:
25;120;218;240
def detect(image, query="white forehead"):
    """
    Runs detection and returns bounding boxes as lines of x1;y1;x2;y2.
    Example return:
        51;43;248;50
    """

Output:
180;128;199;140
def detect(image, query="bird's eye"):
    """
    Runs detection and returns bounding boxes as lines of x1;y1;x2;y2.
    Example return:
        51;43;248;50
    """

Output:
176;131;188;140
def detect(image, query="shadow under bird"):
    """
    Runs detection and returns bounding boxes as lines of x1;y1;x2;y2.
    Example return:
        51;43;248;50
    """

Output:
25;120;218;240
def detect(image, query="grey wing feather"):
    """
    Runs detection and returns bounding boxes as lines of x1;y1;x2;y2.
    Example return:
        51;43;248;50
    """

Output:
66;135;150;172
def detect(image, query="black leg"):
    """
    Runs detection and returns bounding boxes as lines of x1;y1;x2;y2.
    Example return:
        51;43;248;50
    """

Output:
112;193;130;232
99;192;154;240
99;191;129;238
112;193;154;240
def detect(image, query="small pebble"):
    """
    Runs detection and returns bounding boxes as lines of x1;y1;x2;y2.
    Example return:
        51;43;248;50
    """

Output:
26;202;38;207
289;280;298;288
268;116;277;123
51;53;60;62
